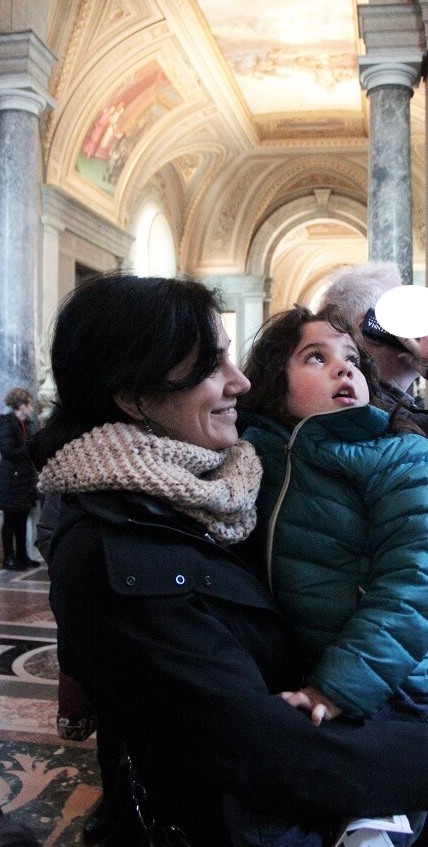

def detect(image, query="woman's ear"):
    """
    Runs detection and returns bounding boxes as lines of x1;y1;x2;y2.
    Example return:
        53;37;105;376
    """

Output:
114;392;145;421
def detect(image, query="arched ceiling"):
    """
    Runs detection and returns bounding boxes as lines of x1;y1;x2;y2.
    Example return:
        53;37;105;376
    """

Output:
41;0;427;293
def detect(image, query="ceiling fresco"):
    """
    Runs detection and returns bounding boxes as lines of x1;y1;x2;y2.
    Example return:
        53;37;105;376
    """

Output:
59;0;376;200
45;0;423;244
197;0;363;115
76;60;183;196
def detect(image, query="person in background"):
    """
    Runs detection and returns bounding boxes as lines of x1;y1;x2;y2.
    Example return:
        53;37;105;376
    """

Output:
318;261;428;432
0;388;40;571
32;274;428;847
239;304;428;846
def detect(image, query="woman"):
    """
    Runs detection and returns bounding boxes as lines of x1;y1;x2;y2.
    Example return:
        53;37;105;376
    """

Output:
34;275;428;847
0;387;39;570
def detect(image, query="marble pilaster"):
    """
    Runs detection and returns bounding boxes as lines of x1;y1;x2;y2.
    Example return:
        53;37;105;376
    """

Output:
359;60;421;286
0;31;55;411
202;275;265;363
419;1;428;279
0;103;40;407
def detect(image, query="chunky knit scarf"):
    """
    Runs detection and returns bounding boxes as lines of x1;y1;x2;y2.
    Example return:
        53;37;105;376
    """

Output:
38;422;262;545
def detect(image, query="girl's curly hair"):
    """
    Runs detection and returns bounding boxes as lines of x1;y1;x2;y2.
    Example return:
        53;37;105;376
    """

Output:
238;304;425;436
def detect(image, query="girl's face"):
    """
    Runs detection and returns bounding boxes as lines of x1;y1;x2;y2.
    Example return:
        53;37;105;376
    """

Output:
285;321;370;421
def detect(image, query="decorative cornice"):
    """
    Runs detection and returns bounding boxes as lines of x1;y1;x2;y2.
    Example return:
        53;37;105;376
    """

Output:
41;185;134;258
49;0;92;104
260;136;369;151
358;3;426;54
419;0;428;47
0;31;56;109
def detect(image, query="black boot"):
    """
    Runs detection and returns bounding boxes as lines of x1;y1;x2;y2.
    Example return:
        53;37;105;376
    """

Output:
17;558;42;569
3;557;26;571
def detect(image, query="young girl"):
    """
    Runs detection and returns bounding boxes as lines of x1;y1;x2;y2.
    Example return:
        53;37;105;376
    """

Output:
239;304;428;843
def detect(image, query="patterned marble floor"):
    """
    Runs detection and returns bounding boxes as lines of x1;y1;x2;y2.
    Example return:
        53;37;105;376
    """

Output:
0;562;102;845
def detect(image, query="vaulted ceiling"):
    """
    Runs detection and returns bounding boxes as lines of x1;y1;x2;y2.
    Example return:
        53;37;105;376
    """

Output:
33;0;428;301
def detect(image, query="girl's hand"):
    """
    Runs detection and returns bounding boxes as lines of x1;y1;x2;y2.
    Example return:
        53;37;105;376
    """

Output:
280;685;343;726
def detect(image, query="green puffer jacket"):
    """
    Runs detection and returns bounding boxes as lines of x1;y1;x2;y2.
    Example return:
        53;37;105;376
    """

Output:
242;404;428;719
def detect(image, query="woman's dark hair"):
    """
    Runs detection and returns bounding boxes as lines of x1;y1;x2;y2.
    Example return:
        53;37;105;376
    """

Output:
35;273;223;461
238;304;382;427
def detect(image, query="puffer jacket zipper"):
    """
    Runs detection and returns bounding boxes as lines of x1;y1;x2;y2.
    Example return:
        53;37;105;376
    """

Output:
266;417;307;592
265;407;352;592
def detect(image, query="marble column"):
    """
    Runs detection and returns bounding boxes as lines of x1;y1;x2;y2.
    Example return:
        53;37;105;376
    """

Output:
417;3;428;284
359;60;421;286
0;32;55;410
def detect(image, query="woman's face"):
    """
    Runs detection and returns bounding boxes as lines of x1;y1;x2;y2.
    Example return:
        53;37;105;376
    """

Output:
141;313;250;450
285;321;370;421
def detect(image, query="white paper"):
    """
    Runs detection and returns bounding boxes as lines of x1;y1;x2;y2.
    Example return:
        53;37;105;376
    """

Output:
345;816;413;834
333;815;412;847
338;831;395;847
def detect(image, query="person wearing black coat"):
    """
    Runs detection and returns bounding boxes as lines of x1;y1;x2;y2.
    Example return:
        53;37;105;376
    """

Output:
0;388;39;570
45;486;428;847
34;274;428;847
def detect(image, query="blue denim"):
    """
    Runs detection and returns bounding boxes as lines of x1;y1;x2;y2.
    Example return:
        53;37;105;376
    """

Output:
223;794;326;847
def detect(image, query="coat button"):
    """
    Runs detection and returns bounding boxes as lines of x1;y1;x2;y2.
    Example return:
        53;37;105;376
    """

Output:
204;576;212;586
175;574;185;585
126;576;136;586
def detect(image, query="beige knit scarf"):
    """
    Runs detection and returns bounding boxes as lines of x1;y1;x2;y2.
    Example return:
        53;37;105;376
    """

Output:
38;422;262;545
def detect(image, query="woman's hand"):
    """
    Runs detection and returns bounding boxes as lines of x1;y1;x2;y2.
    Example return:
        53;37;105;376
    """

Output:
280;685;343;726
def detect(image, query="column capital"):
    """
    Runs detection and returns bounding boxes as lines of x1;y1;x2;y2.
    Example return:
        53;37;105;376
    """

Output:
0;30;56;110
359;56;422;92
0;88;48;115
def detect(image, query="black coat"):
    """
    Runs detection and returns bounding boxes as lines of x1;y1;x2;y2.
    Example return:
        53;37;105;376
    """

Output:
380;380;428;433
48;490;428;846
0;413;38;511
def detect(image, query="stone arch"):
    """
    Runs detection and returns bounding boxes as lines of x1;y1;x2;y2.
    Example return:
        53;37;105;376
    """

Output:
187;151;369;273
247;192;367;278
270;236;368;312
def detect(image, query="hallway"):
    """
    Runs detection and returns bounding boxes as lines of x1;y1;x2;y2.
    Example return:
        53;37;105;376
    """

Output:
0;562;102;845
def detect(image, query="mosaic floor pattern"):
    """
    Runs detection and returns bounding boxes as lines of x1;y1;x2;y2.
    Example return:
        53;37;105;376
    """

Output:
0;563;102;845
